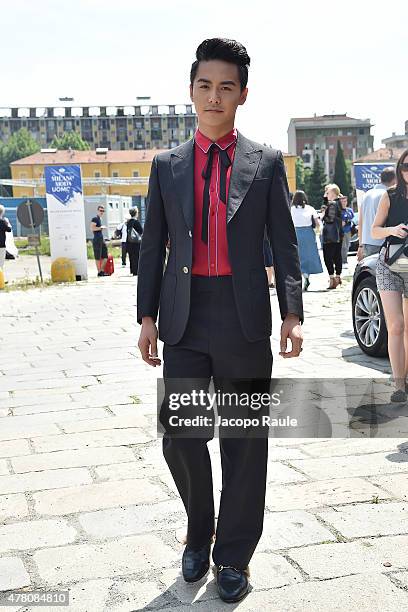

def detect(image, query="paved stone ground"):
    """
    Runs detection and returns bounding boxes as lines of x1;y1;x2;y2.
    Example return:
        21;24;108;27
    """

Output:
1;254;408;611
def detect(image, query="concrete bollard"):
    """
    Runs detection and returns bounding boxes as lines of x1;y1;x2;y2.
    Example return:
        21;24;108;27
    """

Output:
51;258;76;283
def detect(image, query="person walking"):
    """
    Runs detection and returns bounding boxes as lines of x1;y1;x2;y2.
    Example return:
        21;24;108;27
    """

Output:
137;38;303;603
0;205;12;272
372;149;408;402
321;184;343;289
357;167;396;261
90;205;108;276
290;190;323;291
126;208;143;276
339;195;354;268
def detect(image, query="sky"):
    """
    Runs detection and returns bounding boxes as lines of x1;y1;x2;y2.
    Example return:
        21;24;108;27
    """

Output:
1;0;407;152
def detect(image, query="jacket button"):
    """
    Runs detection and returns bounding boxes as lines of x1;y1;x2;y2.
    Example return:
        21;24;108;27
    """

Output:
182;266;189;274
188;230;192;238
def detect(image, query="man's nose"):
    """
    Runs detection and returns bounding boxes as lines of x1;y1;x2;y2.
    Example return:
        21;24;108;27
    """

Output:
208;89;221;104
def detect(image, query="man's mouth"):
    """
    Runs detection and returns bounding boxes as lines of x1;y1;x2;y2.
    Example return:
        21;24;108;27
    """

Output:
205;109;223;112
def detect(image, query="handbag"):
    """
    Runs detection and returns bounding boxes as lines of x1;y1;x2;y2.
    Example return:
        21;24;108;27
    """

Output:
127;221;141;244
311;214;316;229
384;234;408;273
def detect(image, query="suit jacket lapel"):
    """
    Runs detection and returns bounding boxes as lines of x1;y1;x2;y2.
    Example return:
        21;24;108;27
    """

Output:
170;139;194;230
227;132;262;224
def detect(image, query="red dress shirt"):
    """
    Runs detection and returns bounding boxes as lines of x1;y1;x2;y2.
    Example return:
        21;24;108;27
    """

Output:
192;128;237;276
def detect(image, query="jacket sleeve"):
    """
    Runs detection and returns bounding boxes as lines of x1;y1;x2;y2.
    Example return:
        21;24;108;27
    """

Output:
266;151;304;323
136;156;168;324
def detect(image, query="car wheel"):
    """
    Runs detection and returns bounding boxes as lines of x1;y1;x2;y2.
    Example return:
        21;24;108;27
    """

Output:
352;275;387;357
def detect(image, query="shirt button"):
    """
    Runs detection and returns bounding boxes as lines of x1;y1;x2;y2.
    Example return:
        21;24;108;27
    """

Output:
182;266;189;274
188;230;192;238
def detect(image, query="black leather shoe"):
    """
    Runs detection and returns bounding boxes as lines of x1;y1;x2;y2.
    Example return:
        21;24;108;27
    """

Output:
216;565;249;602
182;542;211;582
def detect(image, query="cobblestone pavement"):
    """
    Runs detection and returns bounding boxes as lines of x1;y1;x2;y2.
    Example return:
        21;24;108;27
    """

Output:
1;255;408;611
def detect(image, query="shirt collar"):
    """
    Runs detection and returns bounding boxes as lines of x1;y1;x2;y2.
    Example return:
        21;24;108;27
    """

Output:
195;128;237;154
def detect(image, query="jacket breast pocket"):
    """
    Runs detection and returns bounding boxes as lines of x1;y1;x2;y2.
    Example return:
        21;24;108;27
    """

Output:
159;271;177;334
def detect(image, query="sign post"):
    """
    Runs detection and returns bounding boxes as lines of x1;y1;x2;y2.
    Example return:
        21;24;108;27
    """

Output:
44;165;88;280
17;199;44;283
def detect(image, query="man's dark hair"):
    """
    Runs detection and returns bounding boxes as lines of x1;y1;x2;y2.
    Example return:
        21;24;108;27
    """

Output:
380;166;396;185
190;38;250;91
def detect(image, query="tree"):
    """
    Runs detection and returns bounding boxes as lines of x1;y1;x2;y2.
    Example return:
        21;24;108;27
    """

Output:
295;157;305;191
0;128;40;180
333;140;351;198
308;155;327;208
304;167;312;197
50;132;90;150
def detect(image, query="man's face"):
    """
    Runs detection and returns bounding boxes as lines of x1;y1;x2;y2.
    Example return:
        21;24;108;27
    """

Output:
97;207;104;217
190;60;247;128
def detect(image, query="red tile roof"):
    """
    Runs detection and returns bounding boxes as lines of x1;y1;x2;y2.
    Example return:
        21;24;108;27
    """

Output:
355;148;407;163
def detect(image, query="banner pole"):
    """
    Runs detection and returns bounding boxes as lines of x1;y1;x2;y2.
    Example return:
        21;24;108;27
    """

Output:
26;200;43;284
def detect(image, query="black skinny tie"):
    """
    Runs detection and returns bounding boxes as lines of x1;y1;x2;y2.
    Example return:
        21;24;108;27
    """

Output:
201;144;232;244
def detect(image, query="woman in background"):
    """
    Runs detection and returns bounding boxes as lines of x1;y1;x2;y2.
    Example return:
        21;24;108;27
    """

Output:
372;149;408;402
0;205;12;272
126;208;143;276
291;191;322;291
321;184;343;289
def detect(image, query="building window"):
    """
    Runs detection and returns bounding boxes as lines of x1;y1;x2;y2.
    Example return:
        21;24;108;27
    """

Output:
329;144;334;149
20;172;27;179
338;130;343;136
94;171;101;178
133;170;139;177
359;128;364;135
112;171;119;177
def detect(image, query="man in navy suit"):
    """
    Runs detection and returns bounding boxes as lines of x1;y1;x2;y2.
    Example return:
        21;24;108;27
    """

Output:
137;38;303;603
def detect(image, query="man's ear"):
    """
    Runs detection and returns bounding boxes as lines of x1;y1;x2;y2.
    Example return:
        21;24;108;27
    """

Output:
189;83;194;103
238;87;248;106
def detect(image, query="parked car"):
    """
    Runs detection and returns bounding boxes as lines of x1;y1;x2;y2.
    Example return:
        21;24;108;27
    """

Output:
352;254;388;356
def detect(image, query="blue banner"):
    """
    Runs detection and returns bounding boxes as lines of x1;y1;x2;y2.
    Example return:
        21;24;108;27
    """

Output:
354;163;395;193
44;165;82;205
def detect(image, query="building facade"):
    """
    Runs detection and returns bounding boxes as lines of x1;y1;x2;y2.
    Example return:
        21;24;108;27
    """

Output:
0;104;197;150
10;149;297;199
288;114;374;178
382;121;408;150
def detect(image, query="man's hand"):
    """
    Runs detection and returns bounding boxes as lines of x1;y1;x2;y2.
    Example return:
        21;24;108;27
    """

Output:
138;317;161;367
279;314;303;358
